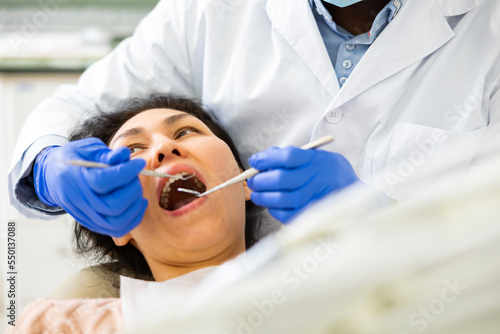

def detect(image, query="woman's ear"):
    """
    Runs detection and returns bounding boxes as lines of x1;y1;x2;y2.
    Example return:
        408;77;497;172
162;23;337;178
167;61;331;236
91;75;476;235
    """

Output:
238;168;253;201
243;180;252;201
112;233;133;247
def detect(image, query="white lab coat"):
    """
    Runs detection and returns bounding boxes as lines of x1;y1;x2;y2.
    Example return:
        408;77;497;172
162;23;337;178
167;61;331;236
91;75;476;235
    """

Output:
8;0;500;217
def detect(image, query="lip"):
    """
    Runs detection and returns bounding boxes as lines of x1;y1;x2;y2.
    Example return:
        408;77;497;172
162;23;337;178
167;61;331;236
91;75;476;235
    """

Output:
154;163;208;216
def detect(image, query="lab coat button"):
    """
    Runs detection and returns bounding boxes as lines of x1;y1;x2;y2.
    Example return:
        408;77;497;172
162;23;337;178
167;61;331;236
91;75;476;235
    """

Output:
343;60;352;69
339;77;347;85
346;44;355;50
325;109;343;124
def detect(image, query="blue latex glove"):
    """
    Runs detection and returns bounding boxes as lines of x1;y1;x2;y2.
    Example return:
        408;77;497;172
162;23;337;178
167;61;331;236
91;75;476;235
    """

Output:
247;146;358;223
33;138;148;237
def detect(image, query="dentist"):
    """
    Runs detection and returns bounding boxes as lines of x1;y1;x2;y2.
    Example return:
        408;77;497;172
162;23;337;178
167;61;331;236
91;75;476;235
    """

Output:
8;0;500;235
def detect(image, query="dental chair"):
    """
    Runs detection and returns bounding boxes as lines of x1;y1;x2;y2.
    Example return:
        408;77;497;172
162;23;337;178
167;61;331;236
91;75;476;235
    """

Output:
51;263;151;299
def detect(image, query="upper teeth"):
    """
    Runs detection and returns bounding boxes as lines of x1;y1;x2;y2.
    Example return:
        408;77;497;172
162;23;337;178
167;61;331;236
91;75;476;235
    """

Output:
160;172;198;208
161;172;193;197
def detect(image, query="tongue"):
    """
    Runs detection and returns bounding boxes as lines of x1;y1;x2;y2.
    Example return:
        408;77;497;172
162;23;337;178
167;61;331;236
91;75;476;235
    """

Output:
170;196;198;211
161;177;205;211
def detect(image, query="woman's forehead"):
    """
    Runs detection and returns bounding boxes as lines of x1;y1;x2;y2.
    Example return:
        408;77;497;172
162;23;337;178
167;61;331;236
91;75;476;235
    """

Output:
121;108;193;128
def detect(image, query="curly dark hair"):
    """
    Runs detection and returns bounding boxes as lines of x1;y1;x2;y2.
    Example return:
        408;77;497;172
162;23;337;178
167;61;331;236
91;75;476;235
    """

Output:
69;94;264;283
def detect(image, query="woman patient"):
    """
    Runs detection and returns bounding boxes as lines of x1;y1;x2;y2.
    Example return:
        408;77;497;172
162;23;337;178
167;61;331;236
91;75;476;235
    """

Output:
70;94;262;285
11;94;263;333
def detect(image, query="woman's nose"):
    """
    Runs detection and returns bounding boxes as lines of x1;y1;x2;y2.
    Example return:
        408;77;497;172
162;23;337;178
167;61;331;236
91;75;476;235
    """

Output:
151;139;183;169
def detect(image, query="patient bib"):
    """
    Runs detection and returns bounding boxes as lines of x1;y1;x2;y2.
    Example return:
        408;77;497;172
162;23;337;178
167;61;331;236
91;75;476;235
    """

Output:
120;266;219;330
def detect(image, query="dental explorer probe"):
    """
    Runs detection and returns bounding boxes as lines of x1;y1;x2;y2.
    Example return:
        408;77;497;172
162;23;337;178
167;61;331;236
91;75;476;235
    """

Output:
178;134;335;198
65;160;194;180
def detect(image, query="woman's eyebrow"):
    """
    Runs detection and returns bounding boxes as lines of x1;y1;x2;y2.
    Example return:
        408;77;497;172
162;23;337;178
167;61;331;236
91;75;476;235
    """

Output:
164;113;191;125
113;113;192;143
113;127;144;143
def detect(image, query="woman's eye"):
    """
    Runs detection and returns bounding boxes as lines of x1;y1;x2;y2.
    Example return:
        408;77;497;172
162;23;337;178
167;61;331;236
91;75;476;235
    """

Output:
127;145;147;154
175;127;199;139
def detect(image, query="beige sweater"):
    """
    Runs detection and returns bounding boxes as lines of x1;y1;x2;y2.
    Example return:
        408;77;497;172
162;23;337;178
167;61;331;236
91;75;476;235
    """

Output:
7;298;123;334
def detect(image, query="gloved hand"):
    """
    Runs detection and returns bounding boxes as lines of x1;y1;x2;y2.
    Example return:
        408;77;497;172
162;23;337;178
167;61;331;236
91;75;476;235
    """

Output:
247;146;358;223
33;137;148;237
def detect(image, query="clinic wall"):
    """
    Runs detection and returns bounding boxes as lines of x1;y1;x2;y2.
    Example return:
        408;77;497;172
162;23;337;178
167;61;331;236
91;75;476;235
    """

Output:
0;73;86;332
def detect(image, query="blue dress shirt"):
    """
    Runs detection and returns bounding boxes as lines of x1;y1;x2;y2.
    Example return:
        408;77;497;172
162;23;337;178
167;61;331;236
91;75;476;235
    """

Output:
310;0;405;87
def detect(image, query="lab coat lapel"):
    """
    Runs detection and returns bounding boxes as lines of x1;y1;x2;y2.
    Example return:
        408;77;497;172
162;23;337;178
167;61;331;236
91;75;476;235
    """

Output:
265;0;340;97
332;0;477;108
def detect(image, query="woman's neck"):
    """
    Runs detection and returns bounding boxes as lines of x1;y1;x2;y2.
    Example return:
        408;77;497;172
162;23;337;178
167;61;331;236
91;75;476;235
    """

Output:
147;242;246;282
322;0;389;35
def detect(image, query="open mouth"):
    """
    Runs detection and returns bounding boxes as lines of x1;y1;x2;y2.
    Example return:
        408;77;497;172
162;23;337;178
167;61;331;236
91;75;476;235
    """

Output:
159;172;207;211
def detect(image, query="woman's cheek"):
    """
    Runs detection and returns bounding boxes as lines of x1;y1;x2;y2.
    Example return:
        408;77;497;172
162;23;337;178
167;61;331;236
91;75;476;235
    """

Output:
211;148;241;183
137;175;154;203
